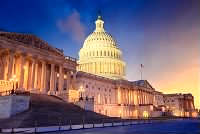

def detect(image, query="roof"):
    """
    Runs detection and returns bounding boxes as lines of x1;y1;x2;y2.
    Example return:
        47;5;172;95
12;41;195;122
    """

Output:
0;31;64;56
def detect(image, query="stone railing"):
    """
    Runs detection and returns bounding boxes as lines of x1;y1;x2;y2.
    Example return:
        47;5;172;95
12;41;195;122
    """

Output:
65;56;77;62
72;97;94;103
0;89;30;96
0;80;13;92
0;80;13;86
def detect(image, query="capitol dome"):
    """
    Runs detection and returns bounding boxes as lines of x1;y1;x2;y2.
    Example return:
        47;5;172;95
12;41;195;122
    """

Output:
77;15;126;80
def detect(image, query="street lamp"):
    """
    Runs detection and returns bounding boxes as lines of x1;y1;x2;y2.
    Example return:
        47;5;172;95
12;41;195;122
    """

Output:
9;74;18;94
79;86;85;100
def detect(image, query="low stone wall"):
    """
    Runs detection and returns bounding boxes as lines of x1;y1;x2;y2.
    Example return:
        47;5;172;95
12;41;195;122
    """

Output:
152;111;163;117
0;95;30;119
75;100;94;111
1;119;152;133
0;80;13;93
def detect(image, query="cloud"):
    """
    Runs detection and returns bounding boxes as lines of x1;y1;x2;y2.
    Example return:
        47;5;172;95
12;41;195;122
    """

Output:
57;10;85;42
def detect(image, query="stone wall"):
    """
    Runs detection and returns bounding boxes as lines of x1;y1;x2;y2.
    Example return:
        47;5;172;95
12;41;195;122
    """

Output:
0;95;30;119
75;100;94;111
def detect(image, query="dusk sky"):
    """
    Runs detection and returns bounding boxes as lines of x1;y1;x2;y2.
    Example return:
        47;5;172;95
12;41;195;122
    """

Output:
0;0;199;108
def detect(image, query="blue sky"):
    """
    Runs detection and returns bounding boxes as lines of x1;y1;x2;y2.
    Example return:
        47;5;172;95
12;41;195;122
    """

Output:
0;0;199;107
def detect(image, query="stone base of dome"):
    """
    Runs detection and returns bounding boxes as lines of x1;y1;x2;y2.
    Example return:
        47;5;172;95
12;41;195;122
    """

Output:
92;73;125;80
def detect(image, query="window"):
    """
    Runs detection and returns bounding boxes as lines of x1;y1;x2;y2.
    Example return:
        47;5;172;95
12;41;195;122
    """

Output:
105;88;107;91
98;88;100;90
86;85;88;88
109;89;111;92
98;94;101;104
105;98;107;104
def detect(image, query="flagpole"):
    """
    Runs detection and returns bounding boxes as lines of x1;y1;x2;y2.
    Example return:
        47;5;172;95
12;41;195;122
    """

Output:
141;64;143;80
141;65;142;80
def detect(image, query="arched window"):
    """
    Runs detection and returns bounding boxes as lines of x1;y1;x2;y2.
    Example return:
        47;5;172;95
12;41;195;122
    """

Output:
93;51;95;56
100;50;102;56
97;51;98;56
108;51;110;56
111;52;113;57
104;51;106;56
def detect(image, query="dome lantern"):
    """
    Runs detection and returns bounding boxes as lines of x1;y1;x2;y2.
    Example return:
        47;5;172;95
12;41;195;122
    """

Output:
95;15;104;32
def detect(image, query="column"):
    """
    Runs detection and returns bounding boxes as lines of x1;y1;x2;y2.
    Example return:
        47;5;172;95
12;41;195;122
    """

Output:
19;53;26;89
49;63;55;94
7;50;15;80
40;61;46;93
23;60;29;90
141;91;143;104
72;71;76;89
0;54;7;80
34;62;38;90
66;72;70;90
134;90;138;105
58;65;63;93
30;59;36;90
3;55;9;80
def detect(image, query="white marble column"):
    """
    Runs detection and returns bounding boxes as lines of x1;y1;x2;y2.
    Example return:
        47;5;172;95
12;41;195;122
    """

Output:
66;72;70;90
29;59;36;91
72;71;76;89
3;55;9;80
7;50;15;80
0;54;7;80
23;60;29;90
19;53;26;89
134;91;138;105
49;63;55;95
58;65;63;93
40;61;46;93
33;62;38;90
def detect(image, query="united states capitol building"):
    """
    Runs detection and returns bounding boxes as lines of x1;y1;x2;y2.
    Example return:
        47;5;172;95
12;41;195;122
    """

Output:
0;15;197;118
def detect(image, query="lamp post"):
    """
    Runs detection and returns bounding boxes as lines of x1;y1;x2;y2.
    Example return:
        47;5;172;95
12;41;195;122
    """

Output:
9;74;18;94
79;86;85;100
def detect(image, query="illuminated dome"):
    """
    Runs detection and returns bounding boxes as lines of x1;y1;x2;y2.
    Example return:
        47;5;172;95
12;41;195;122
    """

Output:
77;15;126;80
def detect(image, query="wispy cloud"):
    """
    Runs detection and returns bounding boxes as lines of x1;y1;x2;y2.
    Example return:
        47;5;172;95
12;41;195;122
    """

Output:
57;10;85;42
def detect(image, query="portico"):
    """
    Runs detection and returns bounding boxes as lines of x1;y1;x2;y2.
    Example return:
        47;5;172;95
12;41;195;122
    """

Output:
0;31;77;100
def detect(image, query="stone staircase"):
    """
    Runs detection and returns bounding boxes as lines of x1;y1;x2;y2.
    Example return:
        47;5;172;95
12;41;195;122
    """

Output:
0;93;117;129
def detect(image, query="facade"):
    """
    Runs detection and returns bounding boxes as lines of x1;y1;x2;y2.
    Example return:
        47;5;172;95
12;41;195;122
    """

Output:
0;15;197;118
164;93;197;117
0;31;77;101
76;72;154;118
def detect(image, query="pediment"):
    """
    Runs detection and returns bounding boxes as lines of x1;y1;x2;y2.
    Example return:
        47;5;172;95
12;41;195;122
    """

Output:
132;80;154;89
0;31;64;56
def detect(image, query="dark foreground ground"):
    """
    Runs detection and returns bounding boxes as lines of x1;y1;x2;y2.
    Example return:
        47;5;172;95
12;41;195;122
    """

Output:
45;119;200;134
